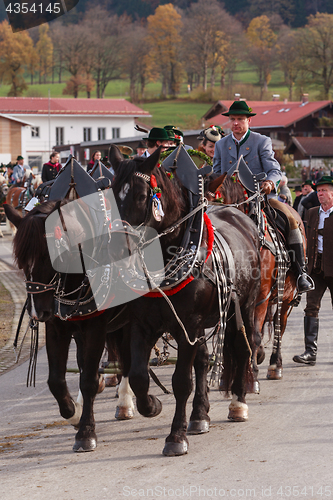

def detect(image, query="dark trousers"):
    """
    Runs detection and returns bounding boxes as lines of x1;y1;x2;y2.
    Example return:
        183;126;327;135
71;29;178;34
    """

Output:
304;270;333;318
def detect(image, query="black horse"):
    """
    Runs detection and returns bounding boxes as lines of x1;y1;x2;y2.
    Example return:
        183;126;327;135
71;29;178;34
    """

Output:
4;201;133;452
108;145;261;456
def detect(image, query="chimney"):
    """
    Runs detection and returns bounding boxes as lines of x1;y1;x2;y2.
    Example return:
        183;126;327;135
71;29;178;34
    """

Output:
272;94;280;101
301;93;309;104
234;93;241;100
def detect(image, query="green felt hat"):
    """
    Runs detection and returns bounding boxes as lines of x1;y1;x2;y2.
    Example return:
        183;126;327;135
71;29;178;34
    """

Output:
222;101;256;117
303;179;315;187
314;176;333;189
16;155;24;161
145;127;170;141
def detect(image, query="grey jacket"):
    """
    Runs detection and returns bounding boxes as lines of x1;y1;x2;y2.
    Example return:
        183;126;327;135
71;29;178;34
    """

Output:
213;131;282;195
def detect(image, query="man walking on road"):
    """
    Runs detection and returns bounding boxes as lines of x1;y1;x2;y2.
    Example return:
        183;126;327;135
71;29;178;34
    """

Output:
293;176;333;365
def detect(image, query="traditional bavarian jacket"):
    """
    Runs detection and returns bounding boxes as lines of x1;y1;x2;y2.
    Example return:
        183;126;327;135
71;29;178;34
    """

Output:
213;130;282;198
41;161;61;182
307;206;333;277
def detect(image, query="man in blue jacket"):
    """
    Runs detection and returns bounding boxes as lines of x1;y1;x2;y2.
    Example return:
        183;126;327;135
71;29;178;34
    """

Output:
213;100;313;293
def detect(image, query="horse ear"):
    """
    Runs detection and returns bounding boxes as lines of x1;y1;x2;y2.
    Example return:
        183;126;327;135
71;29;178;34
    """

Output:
207;173;227;195
3;204;22;229
140;146;162;175
108;145;123;172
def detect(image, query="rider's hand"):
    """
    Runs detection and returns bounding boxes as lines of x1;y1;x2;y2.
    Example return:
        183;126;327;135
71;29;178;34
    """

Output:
261;180;274;195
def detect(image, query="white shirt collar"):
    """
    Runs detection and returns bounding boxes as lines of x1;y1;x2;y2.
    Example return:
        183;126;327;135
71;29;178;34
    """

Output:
319;205;333;215
232;131;248;144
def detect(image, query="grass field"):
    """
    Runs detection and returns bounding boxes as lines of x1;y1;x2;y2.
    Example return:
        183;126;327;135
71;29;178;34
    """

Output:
0;62;329;127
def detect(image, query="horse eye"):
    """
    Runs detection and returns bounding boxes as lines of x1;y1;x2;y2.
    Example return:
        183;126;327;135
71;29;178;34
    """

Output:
138;194;147;203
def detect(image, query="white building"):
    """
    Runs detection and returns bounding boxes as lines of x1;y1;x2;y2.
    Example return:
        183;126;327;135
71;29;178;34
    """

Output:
0;97;150;170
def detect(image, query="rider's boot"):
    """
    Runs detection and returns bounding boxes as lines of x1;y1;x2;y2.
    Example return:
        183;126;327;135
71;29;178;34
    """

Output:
288;228;314;294
293;316;318;365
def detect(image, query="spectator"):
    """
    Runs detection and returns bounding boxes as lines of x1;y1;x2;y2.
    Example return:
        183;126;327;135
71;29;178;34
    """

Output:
292;185;302;211
301;166;308;182
278;175;292;206
87;150;102;172
41;152;61;183
136;140;147;157
197;126;224;160
293;176;333;365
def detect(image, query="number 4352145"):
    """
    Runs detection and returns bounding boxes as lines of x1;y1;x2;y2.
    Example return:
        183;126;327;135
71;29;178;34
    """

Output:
6;3;61;14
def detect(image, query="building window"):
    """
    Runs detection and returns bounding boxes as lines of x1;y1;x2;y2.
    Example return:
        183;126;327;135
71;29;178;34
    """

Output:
98;128;106;141
28;155;42;172
112;127;120;139
84;128;91;142
56;127;64;146
31;126;40;138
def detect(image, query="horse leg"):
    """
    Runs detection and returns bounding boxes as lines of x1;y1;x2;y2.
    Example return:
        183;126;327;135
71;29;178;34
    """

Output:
222;318;251;422
267;301;289;380
187;339;210;435
250;300;268;394
127;323;162;419
163;338;197;456
115;377;135;420
46;321;82;426
73;320;107;452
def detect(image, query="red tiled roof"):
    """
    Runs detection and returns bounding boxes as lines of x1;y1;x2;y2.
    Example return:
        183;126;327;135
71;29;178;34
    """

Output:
285;137;333;157
206;100;332;129
0;97;150;116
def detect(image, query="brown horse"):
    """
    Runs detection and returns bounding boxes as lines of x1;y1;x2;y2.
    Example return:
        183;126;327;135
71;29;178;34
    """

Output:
208;174;305;386
5;170;42;234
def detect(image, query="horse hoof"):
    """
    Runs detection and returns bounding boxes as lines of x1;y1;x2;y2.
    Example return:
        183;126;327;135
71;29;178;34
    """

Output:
73;437;97;452
187;420;210;435
267;366;283;380
228;400;248;422
247;380;260;394
115;405;134;420
97;375;106;394
137;396;162;418
105;375;118;387
162;441;188;456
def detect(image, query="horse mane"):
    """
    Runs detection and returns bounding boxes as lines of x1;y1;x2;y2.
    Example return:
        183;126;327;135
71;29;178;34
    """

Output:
218;175;247;210
13;200;64;271
111;158;146;191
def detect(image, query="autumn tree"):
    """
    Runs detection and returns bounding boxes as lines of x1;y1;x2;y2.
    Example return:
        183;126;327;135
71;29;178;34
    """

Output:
276;26;301;100
297;13;333;99
246;15;278;99
36;24;53;84
181;0;242;93
122;23;151;101
57;23;89;97
83;7;129;98
147;4;183;98
0;20;33;96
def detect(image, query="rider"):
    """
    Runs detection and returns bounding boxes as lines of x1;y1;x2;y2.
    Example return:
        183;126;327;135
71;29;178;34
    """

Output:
213;100;313;294
141;128;172;157
12;155;27;186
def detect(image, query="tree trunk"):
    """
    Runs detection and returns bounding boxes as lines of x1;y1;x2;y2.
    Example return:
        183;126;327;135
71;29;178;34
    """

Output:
203;59;208;91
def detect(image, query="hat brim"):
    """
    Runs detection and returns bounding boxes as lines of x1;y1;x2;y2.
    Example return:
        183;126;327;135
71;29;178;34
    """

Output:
222;111;256;117
314;181;333;190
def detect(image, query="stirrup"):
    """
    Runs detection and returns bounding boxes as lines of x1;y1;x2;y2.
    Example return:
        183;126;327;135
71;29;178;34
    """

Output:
296;274;315;294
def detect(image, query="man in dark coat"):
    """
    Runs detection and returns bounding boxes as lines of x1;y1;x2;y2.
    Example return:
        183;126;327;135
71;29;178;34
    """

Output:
41;152;61;182
293;176;333;365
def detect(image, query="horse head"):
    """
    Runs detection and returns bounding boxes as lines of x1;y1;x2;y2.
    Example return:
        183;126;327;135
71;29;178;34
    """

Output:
109;145;187;265
5;200;87;322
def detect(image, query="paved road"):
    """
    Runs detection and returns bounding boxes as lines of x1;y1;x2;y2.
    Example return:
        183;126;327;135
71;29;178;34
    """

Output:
0;226;332;500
